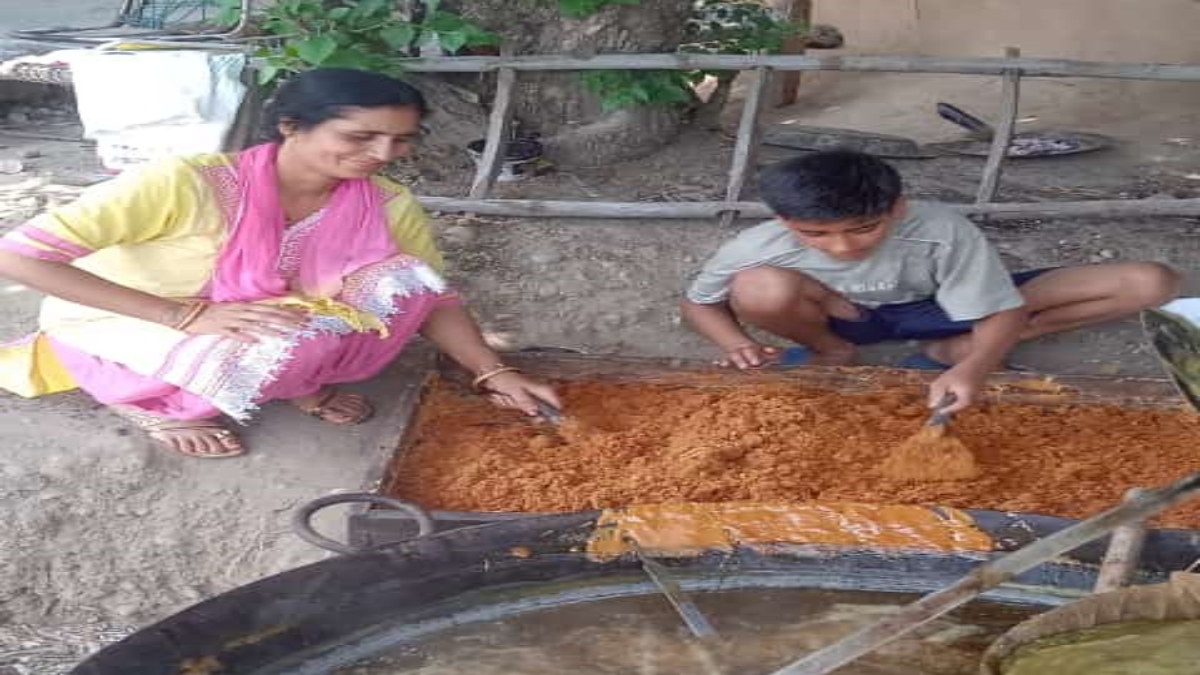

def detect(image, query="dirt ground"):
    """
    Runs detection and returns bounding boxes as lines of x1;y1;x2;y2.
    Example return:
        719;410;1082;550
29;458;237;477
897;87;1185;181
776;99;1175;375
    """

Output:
4;67;1200;672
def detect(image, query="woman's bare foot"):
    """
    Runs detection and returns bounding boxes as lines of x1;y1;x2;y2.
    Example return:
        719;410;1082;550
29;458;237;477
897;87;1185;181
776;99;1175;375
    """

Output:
290;388;374;425
111;406;244;458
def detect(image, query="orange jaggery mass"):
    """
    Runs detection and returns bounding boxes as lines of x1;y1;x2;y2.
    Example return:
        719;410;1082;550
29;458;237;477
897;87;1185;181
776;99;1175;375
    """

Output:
881;425;982;482
386;380;1200;528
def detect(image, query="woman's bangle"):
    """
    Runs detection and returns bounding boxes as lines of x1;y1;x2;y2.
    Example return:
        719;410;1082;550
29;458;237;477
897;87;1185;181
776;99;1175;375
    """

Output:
172;300;209;332
472;364;520;391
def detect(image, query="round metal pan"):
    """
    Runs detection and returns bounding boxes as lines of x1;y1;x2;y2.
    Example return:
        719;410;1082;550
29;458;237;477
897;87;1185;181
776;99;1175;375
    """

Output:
929;131;1114;158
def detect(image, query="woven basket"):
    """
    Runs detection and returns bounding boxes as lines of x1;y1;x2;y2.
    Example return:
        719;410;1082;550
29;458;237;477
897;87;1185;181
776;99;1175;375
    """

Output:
980;572;1200;674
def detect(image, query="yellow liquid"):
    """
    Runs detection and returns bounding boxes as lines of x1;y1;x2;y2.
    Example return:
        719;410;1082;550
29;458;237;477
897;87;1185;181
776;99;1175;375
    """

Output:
1004;619;1200;675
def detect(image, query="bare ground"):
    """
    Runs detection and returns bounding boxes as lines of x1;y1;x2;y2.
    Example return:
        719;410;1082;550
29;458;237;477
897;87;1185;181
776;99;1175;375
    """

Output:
3;79;1200;672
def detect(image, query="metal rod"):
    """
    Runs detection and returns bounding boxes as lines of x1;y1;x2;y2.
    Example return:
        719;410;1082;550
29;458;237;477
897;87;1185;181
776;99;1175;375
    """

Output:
768;472;1200;675
629;540;718;640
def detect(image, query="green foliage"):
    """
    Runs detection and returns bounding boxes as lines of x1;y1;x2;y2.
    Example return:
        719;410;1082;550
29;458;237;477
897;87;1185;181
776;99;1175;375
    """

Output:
557;0;642;19
214;0;243;27
683;0;804;55
582;70;696;111
228;0;499;87
581;0;804;111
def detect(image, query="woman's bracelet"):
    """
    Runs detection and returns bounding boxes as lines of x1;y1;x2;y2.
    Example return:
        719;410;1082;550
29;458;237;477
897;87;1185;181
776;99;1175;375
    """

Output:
472;364;520;391
172;300;209;332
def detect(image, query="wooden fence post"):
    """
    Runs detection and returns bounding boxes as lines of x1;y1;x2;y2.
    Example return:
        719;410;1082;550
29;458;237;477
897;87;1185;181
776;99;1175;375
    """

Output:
975;46;1022;204
720;65;772;227
468;59;517;199
768;0;813;107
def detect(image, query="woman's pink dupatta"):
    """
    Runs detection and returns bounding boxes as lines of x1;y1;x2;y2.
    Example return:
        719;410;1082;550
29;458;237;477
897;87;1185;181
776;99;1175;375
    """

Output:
208;143;398;302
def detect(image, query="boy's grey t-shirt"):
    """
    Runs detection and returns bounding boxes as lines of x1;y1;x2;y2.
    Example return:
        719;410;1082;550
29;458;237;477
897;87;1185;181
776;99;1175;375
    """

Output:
686;201;1025;321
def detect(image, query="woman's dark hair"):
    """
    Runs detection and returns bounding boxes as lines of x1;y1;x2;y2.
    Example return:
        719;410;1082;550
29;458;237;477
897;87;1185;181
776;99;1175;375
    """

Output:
758;150;903;222
262;68;429;141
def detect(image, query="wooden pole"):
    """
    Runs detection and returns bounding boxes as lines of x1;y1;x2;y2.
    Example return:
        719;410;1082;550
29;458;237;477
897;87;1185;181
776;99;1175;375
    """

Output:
1094;488;1150;594
769;0;813;107
720;66;771;227
420;197;768;219
976;47;1022;204
417;196;1200;221
467;64;517;199
768;474;1200;675
41;51;1200;82
398;53;1200;82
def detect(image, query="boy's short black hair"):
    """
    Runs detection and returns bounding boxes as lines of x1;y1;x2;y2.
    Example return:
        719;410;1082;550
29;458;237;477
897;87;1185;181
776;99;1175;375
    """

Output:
758;150;903;222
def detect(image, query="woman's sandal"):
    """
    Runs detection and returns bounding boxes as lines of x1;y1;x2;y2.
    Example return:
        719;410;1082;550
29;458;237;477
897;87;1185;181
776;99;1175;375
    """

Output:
111;406;244;459
293;389;374;425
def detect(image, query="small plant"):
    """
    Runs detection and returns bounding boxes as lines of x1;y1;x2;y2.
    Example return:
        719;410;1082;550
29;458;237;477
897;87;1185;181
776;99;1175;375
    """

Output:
580;0;804;111
218;0;498;86
683;0;802;55
582;70;697;111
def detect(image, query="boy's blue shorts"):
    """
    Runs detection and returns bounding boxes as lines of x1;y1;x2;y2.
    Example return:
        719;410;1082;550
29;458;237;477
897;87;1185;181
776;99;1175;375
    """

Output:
828;269;1054;345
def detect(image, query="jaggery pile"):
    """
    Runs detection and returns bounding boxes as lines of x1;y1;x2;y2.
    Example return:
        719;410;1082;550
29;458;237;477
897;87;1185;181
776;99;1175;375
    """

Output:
386;380;1200;528
881;424;981;482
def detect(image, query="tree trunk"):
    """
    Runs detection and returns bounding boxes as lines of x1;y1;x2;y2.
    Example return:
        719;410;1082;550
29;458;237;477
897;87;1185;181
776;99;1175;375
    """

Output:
451;0;694;167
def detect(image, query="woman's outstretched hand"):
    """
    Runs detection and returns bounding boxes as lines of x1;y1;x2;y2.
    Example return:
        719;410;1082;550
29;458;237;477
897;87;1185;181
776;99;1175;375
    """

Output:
180;302;309;343
481;371;562;416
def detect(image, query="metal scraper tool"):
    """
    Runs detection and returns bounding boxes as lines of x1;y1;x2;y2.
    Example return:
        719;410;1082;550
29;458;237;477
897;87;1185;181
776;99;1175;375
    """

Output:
628;539;718;640
534;397;564;426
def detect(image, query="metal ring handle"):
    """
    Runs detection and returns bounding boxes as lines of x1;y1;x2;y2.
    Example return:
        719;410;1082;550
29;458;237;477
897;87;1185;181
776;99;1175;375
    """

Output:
290;493;436;555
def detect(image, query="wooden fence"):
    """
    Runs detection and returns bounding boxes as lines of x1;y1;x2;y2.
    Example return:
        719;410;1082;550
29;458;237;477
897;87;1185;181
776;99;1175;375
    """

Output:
393;51;1200;222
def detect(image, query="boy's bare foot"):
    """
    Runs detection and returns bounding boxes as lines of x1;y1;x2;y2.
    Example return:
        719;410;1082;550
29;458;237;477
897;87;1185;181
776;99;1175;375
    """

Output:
290;388;374;425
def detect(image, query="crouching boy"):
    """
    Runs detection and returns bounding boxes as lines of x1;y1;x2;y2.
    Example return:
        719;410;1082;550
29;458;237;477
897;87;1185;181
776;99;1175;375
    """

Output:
682;150;1178;412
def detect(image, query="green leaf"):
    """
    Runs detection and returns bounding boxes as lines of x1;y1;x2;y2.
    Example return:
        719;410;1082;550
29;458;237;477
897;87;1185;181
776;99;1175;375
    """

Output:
425;10;467;32
297;0;325;14
380;24;416;50
356;0;392;19
558;0;642;18
215;0;242;26
320;47;376;70
465;27;501;47
558;0;589;18
295;34;337;65
424;0;441;13
437;30;468;54
256;62;282;86
267;16;302;35
328;7;351;20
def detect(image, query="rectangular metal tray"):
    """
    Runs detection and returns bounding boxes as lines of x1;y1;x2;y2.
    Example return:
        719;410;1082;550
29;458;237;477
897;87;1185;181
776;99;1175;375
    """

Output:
348;350;1183;549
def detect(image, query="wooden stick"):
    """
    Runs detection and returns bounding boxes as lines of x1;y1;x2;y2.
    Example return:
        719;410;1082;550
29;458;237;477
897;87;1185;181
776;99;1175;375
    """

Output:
768;473;1200;675
770;0;812;107
417;196;1200;220
976;47;1022;205
398;53;1200;82
42;51;1200;82
721;66;771;227
419;197;766;219
1094;487;1150;594
467;64;517;199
